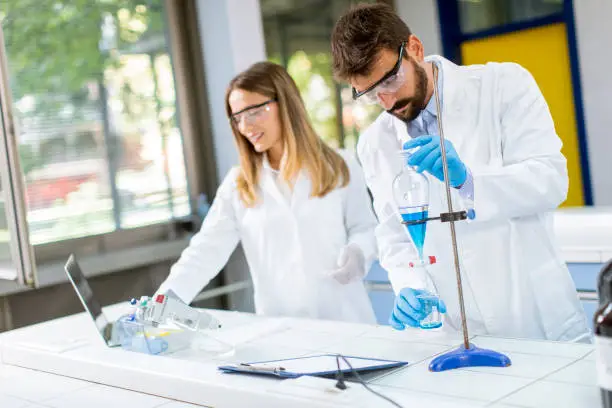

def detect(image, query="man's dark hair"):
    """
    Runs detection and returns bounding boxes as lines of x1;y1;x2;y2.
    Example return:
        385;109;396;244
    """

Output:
331;3;412;81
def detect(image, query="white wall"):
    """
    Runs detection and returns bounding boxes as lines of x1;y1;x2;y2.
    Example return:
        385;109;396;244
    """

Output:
394;0;442;56
573;0;612;206
195;0;267;312
195;0;267;180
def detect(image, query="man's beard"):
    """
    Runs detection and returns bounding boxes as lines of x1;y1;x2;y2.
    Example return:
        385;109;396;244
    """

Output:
387;58;428;122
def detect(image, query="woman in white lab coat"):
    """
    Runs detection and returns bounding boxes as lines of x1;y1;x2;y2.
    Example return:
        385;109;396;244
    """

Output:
156;61;378;324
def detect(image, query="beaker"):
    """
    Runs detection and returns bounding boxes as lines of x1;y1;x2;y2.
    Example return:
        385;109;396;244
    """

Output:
115;315;190;355
416;271;443;329
416;291;442;329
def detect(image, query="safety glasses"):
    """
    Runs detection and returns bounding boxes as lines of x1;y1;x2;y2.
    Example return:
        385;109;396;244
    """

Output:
352;42;407;105
230;99;276;127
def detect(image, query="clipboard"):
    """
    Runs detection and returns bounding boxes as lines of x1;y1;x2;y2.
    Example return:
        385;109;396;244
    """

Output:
218;354;408;379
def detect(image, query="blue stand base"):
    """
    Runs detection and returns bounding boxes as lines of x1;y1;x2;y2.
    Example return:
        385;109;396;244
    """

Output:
429;343;511;372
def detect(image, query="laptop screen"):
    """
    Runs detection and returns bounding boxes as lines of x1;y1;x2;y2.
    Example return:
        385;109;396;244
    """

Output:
64;254;116;346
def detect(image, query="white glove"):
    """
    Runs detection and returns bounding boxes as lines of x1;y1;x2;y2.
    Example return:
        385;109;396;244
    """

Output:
329;243;366;284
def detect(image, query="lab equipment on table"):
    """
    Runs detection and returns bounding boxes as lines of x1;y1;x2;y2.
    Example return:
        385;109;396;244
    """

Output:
113;316;189;355
415;275;443;330
64;254;231;356
393;63;510;372
130;291;222;331
122;290;231;356
392;152;442;330
595;258;612;407
390;287;446;331
417;293;441;329
393;153;430;261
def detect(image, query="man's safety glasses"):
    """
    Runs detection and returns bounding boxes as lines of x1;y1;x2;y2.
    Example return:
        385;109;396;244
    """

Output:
352;42;407;105
230;99;276;126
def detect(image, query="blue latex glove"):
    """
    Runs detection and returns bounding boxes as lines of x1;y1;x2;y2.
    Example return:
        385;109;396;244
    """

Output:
403;136;467;188
389;288;447;330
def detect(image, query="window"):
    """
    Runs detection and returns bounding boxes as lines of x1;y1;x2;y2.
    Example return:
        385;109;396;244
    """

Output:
261;0;383;151
458;0;564;34
0;1;191;259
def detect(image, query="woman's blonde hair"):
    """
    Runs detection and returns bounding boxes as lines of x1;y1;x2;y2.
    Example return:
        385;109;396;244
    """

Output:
225;61;350;207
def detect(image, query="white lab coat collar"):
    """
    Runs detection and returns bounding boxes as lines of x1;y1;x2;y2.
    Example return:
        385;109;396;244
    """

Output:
259;148;308;208
262;147;292;178
425;55;464;113
261;151;282;173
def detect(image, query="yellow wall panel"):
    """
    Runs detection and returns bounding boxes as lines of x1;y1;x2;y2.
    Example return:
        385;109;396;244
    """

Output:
461;23;584;206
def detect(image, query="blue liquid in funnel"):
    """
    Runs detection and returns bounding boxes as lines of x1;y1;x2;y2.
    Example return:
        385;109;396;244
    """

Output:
401;210;428;259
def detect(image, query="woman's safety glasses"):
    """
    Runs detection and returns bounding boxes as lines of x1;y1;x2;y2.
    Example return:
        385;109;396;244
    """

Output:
352;42;407;105
230;99;276;127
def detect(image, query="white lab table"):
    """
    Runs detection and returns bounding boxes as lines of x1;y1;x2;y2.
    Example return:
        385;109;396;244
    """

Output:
0;303;600;408
554;207;612;263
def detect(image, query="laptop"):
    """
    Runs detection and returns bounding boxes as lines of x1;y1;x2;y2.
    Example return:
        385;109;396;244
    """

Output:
64;254;121;347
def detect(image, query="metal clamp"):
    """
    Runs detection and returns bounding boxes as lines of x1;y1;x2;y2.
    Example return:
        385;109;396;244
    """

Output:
401;210;467;226
440;211;467;223
401;217;436;226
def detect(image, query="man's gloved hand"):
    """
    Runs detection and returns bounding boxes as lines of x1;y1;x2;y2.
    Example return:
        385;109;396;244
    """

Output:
389;287;447;330
329;243;366;284
403;135;467;188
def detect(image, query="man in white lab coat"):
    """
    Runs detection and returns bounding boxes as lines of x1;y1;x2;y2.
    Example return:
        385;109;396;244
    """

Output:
331;3;591;341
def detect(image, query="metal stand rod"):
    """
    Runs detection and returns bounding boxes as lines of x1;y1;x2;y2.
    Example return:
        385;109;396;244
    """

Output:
432;63;470;350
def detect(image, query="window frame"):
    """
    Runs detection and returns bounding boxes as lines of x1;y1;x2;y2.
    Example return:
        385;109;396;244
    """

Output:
0;23;36;287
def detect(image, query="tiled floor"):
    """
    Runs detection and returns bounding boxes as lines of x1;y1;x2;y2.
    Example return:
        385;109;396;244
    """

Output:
0;393;32;408
468;336;593;360
41;384;169;408
361;324;473;346
319;336;454;365
248;326;353;350
156;402;207;408
0;365;91;403
215;342;314;364
0;362;208;408
363;335;599;408
0;352;599;408
495;380;599;408
545;359;597;386
372;361;534;403
460;351;576;379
